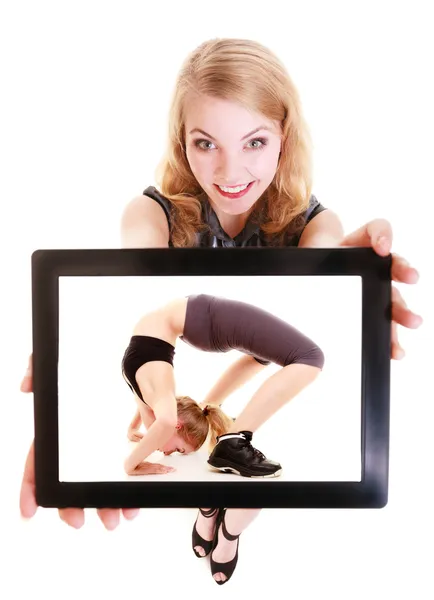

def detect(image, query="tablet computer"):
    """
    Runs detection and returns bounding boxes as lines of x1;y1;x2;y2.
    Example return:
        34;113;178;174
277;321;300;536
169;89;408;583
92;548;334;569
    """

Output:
31;247;391;509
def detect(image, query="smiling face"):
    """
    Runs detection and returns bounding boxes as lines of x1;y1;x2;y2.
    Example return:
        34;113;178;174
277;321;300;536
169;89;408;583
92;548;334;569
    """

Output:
184;94;282;223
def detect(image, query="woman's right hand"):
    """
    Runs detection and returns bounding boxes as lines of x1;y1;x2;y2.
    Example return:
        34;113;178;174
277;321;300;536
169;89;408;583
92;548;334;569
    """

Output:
127;461;176;475
20;353;141;529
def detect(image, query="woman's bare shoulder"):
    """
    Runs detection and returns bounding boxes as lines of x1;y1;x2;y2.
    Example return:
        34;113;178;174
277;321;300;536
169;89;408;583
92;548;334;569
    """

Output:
122;193;169;225
121;193;170;248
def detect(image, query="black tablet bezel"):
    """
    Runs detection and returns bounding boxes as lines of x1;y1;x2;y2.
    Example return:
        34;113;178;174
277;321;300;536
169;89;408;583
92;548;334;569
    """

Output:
32;247;391;509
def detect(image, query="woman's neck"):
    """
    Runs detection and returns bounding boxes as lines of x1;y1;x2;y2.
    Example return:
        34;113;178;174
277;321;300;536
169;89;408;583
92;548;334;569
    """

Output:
209;201;251;239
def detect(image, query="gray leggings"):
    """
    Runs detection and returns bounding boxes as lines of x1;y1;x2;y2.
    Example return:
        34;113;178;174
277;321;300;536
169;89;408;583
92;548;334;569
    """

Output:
180;294;325;369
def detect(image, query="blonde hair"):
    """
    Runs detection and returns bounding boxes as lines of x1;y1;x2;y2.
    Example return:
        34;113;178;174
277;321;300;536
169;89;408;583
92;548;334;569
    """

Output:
155;37;313;247
176;396;234;453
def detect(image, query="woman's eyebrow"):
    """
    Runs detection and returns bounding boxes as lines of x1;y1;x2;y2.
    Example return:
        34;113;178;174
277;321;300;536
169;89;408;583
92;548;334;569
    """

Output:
188;125;272;141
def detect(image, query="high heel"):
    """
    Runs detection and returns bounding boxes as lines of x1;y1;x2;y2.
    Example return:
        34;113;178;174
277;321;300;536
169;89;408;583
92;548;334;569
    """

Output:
192;507;220;558
210;508;241;585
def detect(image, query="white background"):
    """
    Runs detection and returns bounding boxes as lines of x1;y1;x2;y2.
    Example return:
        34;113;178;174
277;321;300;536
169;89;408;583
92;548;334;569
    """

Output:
58;275;361;482
1;1;432;597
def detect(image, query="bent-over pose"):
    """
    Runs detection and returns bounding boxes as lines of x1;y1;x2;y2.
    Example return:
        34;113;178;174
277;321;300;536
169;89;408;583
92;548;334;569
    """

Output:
121;293;324;477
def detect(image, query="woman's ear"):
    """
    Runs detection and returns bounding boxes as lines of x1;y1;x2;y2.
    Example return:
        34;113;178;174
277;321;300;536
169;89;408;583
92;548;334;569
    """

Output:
175;421;182;430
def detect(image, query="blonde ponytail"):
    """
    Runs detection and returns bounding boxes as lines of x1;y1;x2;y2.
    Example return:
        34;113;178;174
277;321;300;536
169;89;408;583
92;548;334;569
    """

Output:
203;404;234;453
176;396;234;453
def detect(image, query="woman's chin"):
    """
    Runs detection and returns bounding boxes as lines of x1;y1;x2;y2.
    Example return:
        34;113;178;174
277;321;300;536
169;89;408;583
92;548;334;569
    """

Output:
209;190;259;216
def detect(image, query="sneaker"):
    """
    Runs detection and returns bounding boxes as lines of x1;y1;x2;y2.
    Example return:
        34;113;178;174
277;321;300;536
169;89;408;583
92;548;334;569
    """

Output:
207;431;282;478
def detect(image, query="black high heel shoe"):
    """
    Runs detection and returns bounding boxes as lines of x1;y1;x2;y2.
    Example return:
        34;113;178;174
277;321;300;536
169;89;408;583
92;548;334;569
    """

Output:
210;508;241;585
192;507;220;558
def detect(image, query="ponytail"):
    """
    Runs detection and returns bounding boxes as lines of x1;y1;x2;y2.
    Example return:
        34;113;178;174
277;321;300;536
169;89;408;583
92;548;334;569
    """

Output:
203;404;234;452
176;396;233;453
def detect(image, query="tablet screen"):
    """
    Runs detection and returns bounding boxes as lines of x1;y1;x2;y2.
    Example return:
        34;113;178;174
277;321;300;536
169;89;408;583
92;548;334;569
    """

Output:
57;274;362;484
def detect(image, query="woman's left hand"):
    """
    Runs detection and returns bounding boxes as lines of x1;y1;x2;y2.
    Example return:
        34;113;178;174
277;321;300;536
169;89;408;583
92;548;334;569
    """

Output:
341;218;423;359
127;428;144;442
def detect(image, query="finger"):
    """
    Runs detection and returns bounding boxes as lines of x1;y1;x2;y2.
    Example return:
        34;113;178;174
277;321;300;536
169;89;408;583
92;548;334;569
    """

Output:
59;508;85;529
391;285;423;329
366;219;393;255
122;508;140;520
391;321;405;360
20;376;32;393
19;440;38;519
96;508;121;530
391;254;420;284
20;354;33;393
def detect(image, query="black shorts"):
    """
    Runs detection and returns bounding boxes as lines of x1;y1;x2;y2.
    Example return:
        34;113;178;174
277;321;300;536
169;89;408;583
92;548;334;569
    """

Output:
121;335;175;403
180;294;324;369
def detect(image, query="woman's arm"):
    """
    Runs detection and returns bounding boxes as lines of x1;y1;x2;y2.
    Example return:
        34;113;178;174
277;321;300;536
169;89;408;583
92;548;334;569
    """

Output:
297;210;422;359
124;418;174;474
121;194;170;248
124;392;178;474
127;406;157;441
127;401;157;437
298;209;345;247
127;409;143;441
19;195;172;525
139;404;157;429
200;355;267;409
128;409;142;431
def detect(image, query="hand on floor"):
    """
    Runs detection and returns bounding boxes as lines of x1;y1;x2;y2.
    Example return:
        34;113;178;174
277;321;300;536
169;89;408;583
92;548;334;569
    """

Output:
126;461;176;475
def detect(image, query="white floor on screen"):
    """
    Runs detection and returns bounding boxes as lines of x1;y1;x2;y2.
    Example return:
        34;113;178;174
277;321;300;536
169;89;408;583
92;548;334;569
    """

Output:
58;402;362;483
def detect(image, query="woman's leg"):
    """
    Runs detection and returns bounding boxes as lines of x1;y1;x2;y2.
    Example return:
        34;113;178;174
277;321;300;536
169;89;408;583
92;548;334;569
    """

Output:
203;295;324;433
228;363;321;433
193;508;220;556
211;508;261;583
207;363;322;477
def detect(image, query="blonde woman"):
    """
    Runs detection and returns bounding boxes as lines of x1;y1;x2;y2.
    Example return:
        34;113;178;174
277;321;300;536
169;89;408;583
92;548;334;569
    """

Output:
20;38;421;585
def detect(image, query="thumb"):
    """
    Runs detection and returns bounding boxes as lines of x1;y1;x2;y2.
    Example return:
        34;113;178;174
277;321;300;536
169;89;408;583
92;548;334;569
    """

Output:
20;440;38;519
20;354;33;393
366;219;393;255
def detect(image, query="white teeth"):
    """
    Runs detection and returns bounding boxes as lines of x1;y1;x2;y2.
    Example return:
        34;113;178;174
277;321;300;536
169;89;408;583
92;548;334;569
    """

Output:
218;183;249;193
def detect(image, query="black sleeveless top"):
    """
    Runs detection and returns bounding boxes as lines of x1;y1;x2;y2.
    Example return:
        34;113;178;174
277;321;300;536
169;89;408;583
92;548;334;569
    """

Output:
143;186;327;247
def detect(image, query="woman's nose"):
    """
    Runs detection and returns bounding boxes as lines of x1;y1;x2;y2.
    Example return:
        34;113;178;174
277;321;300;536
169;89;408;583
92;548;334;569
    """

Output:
215;155;245;184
